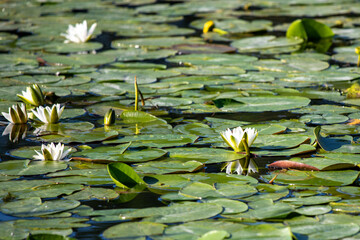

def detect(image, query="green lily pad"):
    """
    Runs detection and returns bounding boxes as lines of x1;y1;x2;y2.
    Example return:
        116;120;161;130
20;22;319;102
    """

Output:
253;144;316;157
179;181;257;200
291;223;359;239
120;202;223;223
300;113;348;125
231;36;303;54
134;160;203;174
33;128;119;144
282;195;341;205
254;134;310;150
168;147;246;164
0;197;80;217
103;222;166;239
197;230;230;240
13;183;84;199
112;36;203;49
221;96;310;112
203;198;248;214
174;65;245;75
104;134;198;148
64;186;119;201
0;160;68;176
295;205;332;216
166;53;257;67
44;42;103;53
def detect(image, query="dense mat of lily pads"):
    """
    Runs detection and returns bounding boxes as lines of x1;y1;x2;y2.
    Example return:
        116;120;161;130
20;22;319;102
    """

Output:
2;0;360;239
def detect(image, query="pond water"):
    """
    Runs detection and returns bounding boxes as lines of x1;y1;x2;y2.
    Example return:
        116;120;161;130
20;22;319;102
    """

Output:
1;0;360;239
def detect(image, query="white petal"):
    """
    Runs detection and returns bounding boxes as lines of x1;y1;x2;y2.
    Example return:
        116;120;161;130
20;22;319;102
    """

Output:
32;106;47;123
248;159;258;174
225;161;233;174
52;143;63;160
234;160;243;175
33;150;45;160
2;112;13;123
2;123;14;136
61;148;72;161
245;128;258;147
232;126;244;147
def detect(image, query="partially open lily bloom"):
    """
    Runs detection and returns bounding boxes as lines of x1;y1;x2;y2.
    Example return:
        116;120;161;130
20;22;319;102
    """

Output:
31;104;65;124
2;103;28;124
61;20;97;43
17;84;44;107
220;126;258;152
33;142;71;161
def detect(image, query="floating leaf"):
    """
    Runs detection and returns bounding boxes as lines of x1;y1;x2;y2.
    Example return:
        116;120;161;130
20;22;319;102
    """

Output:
107;162;145;189
120;202;223;223
103;222;166;239
268;160;320;171
286;18;334;41
0;197;80;217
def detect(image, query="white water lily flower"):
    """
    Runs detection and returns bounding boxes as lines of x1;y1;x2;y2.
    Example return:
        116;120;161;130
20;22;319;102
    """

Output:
31;104;65;124
33;142;71;161
17;84;44;107
61;20;97;43
220;126;258;152
2;103;28;124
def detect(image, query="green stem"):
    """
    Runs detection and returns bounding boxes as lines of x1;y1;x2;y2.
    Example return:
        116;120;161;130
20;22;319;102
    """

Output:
242;138;250;156
134;76;138;111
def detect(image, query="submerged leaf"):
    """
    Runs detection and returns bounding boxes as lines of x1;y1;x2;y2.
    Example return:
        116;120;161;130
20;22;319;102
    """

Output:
268;160;320;171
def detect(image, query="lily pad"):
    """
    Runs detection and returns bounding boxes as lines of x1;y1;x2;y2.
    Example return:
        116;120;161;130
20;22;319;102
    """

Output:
168;147;246;164
120;202;223;223
0;197;80;217
221;96;310;112
103;222;166;239
231;36;303;54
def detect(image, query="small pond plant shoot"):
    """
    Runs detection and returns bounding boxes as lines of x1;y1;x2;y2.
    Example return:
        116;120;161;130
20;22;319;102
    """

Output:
2;0;360;239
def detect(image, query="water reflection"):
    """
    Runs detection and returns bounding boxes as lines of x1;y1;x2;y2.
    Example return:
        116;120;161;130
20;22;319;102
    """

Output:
224;157;258;176
33;123;64;136
2;123;28;142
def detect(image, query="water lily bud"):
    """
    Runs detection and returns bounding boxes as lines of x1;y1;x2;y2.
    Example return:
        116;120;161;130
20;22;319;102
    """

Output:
1;103;28;124
355;47;360;55
203;20;215;33
104;108;116;126
17;84;45;107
